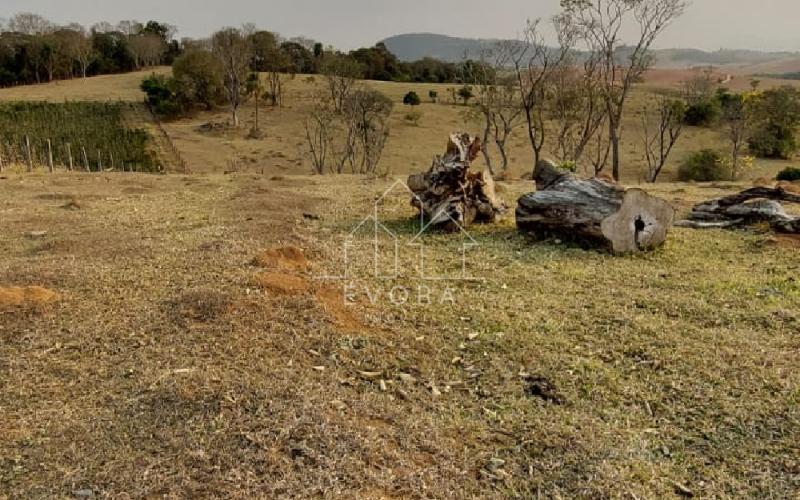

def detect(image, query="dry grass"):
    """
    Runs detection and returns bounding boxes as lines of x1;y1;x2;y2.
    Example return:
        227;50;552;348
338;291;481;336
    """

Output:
2;69;794;182
1;172;798;498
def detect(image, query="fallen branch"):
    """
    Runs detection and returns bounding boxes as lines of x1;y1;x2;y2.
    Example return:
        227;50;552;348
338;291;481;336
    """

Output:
677;186;800;234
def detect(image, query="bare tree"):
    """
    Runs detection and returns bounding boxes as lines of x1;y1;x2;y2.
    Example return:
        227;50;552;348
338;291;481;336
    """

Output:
128;34;165;69
550;54;607;166
473;44;526;175
320;54;363;113
681;65;717;105
642;97;686;182
8;13;53;35
511;18;576;175
719;92;753;181
305;104;338;174
561;0;688;180
74;31;95;78
212;27;252;127
342;89;393;174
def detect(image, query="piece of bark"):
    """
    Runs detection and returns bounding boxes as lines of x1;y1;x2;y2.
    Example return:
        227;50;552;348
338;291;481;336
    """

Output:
678;186;800;234
516;160;675;252
408;132;505;230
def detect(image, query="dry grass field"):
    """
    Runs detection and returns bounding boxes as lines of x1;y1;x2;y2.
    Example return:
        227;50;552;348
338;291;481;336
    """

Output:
1;70;799;498
1;172;798;498
1;68;794;181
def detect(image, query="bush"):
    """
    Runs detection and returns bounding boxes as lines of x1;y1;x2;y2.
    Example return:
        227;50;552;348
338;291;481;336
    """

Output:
749;127;797;159
683;100;720;127
777;167;800;181
457;85;474;105
678;150;730;181
141;74;182;118
428;90;438;102
404;111;423;126
403;91;421;106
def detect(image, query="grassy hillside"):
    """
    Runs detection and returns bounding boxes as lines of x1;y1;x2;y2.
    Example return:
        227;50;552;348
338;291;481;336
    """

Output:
0;69;794;180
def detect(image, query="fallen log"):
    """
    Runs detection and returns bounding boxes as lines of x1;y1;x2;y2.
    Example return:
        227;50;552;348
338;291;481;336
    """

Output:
408;133;505;230
516;160;675;252
676;186;800;234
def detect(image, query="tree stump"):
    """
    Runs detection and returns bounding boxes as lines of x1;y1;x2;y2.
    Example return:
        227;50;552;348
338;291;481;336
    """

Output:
676;186;800;234
516;160;675;252
408;132;505;230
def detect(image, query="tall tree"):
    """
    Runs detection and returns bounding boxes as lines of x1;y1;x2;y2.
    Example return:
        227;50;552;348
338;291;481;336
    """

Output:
561;0;687;180
212;27;252;127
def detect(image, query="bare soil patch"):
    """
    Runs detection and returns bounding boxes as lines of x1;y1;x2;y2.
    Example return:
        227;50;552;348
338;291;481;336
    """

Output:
0;286;60;311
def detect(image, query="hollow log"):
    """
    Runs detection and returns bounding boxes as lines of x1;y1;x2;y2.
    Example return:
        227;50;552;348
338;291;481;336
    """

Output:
516;160;675;252
408;132;505;230
676;186;800;234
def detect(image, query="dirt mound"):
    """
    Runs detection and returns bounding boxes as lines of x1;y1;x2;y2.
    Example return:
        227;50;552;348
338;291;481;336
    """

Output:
252;246;309;271
252;272;310;295
314;286;366;332
765;234;800;249
0;286;60;311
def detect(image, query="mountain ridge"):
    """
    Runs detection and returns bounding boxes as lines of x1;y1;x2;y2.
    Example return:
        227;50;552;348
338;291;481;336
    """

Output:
381;33;800;70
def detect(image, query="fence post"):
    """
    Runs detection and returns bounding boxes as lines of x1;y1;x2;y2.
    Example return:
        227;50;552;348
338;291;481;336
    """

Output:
47;139;54;173
66;143;73;171
25;135;33;172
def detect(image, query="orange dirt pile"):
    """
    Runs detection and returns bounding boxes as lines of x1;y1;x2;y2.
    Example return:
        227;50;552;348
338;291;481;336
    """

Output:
314;286;366;332
765;234;800;249
0;286;60;311
252;246;309;271
251;272;310;295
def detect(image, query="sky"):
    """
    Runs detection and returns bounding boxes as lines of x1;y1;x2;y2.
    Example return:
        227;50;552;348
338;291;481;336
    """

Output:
2;0;799;52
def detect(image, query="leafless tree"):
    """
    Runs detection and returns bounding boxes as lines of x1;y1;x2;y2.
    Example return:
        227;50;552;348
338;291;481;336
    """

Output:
116;20;143;36
681;66;717;105
473;44;526;175
550;54;607;166
305;104;338;174
720;94;753;181
128;34;165;69
642;97;686;182
342;89;393;174
561;0;688;180
511;18;576;175
73;31;95;78
212;27;253;127
320;54;363;113
8;13;53;35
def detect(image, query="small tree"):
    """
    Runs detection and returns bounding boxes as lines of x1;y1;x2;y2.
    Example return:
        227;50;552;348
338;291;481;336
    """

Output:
172;50;224;110
403;91;421;106
428;90;438;103
343;89;393;174
718;90;754;180
562;0;688;180
320;54;363;113
642;97;686;182
212;27;252;127
457;85;474;105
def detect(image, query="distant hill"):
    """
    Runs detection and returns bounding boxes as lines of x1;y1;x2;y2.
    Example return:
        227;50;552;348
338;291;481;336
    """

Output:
381;33;800;71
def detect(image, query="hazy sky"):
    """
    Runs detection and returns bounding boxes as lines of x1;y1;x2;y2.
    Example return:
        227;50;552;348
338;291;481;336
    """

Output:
2;0;799;52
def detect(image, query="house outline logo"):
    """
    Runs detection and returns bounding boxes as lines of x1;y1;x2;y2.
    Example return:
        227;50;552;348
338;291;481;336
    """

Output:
318;179;483;282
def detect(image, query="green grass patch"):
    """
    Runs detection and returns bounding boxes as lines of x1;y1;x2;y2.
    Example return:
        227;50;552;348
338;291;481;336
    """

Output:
0;101;157;172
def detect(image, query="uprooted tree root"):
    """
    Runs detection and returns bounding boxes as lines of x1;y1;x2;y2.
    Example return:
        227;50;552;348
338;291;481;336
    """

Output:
677;186;800;233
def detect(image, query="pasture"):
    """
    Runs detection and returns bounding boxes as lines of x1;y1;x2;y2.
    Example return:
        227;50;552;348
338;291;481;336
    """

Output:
0;69;798;498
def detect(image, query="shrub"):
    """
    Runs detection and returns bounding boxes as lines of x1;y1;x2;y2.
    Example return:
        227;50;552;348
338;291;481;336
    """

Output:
404;111;423;126
403;91;421;106
557;160;577;173
678;150;730;181
428;90;438;103
141;74;182;118
683;100;720;127
172;50;225;110
749;127;797;159
777;167;800;181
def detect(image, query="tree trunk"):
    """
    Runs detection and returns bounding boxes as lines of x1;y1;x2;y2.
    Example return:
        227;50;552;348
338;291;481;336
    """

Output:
676;187;800;234
408;133;505;230
516;160;675;253
610;119;621;182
